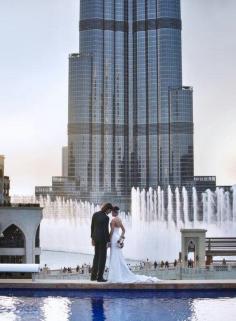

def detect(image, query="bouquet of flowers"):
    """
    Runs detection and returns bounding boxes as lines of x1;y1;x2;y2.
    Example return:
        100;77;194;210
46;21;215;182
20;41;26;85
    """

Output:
117;236;125;248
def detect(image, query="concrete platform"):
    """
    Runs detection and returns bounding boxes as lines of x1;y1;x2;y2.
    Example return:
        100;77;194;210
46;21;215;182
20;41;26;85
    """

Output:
1;279;236;291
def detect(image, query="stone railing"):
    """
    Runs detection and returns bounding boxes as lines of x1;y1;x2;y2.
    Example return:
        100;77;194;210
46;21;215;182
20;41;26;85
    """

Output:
35;264;236;281
134;264;236;280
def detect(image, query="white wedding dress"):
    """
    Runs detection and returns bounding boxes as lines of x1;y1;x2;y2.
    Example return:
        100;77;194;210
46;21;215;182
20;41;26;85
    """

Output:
108;226;160;283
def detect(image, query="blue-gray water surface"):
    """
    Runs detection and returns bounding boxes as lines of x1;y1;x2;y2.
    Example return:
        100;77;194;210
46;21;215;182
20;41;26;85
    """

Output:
0;290;235;321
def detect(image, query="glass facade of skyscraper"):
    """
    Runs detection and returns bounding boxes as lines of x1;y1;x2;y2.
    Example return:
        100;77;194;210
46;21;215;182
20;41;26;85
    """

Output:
67;0;194;207
169;87;194;186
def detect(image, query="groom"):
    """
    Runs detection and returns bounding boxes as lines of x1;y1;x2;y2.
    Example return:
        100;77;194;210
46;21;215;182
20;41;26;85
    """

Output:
90;202;114;282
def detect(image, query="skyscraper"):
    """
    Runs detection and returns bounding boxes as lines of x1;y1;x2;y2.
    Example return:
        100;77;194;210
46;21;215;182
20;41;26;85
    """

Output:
67;0;194;207
62;146;68;177
0;155;4;203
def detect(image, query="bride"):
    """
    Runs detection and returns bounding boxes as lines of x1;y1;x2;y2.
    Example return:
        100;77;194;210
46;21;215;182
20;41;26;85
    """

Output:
108;206;160;283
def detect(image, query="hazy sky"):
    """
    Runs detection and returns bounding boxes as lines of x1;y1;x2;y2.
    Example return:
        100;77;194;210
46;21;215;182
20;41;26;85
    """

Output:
0;0;236;195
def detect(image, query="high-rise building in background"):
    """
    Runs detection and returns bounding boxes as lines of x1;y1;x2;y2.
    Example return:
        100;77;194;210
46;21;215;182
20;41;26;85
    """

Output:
62;146;68;177
35;0;233;209
0;155;10;205
0;155;4;203
67;0;194;206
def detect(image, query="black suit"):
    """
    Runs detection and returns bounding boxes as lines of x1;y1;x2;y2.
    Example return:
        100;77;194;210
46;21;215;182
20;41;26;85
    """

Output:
91;211;110;280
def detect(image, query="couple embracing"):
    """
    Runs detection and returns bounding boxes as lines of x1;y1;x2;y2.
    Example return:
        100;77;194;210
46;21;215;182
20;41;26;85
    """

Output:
90;203;160;283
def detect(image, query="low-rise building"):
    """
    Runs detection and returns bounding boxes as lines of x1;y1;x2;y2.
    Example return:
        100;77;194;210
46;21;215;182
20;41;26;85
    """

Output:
35;176;80;201
194;176;216;195
0;204;43;264
0;155;43;265
3;176;10;204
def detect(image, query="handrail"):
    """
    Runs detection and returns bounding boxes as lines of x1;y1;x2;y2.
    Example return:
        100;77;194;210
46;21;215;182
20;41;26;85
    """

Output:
206;237;236;239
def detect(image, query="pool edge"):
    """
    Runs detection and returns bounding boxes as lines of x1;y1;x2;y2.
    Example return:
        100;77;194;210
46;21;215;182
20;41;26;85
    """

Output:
1;280;236;291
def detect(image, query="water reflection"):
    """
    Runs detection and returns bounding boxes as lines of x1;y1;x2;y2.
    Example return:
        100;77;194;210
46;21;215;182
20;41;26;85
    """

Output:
70;297;93;321
91;298;105;321
192;297;236;321
103;297;192;321
0;292;236;321
42;297;71;321
0;297;18;321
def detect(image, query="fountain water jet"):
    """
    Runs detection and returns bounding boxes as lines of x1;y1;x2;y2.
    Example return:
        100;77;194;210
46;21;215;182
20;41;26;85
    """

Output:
233;186;236;222
12;186;236;261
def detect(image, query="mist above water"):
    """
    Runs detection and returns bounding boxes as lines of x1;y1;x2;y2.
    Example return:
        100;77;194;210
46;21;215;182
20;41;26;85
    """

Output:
15;185;233;262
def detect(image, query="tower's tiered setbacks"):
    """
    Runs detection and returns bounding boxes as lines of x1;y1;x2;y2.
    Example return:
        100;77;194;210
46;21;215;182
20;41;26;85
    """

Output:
68;0;194;207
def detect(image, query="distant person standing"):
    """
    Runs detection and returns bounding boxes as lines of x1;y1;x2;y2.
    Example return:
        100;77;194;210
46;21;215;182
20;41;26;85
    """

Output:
90;203;114;282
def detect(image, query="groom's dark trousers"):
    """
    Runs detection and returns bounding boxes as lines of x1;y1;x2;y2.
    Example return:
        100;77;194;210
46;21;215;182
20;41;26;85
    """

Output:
91;211;110;280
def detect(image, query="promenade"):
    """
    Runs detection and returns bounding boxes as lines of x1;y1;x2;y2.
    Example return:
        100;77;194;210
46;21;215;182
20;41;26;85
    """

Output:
1;279;236;291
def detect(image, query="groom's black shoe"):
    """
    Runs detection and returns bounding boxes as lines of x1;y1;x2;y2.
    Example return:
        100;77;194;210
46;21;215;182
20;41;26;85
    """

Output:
97;278;107;282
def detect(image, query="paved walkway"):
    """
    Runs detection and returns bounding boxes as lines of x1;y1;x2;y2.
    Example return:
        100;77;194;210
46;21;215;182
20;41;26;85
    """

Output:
1;279;236;290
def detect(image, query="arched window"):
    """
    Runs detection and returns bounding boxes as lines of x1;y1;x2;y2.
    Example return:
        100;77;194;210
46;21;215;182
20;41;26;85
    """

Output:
35;225;40;248
0;224;25;248
187;240;196;265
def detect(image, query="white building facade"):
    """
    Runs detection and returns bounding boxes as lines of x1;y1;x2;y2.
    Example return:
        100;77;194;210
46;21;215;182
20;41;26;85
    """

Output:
0;206;43;264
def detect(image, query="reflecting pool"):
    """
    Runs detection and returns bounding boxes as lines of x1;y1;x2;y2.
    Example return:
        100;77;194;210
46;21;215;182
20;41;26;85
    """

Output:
0;290;236;321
